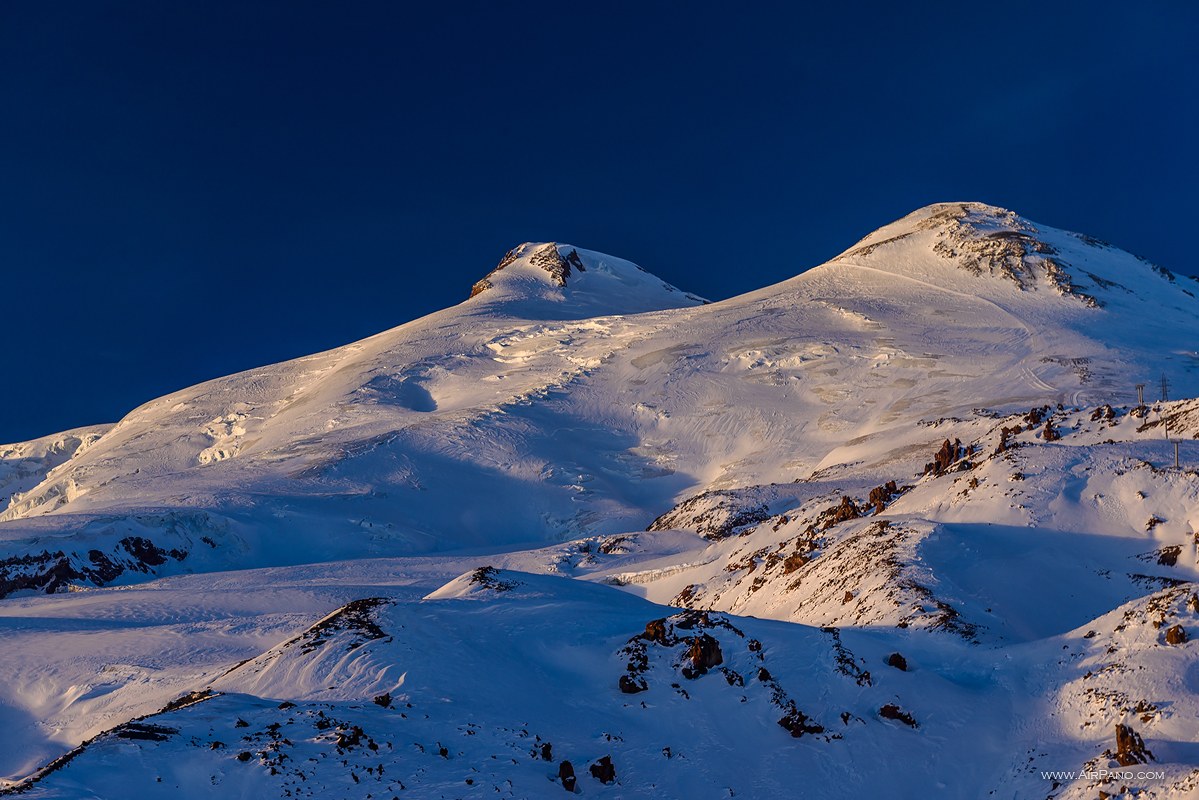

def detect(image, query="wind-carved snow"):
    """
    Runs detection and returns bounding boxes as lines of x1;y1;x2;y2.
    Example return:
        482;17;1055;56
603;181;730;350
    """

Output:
3;205;1199;798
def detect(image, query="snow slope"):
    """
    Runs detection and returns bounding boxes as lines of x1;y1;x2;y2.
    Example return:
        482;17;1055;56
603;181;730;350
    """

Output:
2;204;1199;798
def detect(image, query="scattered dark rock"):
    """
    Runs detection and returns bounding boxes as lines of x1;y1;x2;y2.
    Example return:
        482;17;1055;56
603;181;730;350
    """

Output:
1146;516;1165;532
886;653;908;671
842;591;855;605
1165;624;1187;645
236;752;253;762
1042;421;1060;442
235;718;249;728
589;755;616;784
1091;405;1116;422
277;701;296;710
757;667;773;682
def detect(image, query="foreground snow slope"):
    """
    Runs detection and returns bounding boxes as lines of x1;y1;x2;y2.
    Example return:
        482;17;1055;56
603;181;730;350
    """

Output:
3;203;1199;798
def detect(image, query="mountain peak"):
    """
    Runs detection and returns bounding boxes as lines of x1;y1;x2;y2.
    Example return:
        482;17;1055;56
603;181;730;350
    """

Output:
466;241;707;317
831;201;1193;310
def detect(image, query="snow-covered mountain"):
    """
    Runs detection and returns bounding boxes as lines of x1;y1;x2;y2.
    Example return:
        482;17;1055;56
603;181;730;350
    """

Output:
2;203;1198;799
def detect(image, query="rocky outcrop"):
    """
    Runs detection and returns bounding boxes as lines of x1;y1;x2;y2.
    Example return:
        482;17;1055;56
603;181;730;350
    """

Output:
1111;723;1154;766
879;704;917;728
648;489;772;539
557;760;576;791
1164;624;1187;645
924;439;969;476
0;537;188;598
682;633;724;678
589;755;616;784
821;496;861;530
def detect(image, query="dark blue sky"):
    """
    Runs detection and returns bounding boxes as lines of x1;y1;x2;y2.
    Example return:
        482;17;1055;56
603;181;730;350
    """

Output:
2;2;1196;442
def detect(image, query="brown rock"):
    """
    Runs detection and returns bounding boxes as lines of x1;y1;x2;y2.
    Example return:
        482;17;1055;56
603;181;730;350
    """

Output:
868;480;899;514
1165;624;1187;645
682;633;723;678
1113;723;1153;766
822;496;862;529
642;619;670;644
842;591;855;605
886;652;908;671
782;553;808;574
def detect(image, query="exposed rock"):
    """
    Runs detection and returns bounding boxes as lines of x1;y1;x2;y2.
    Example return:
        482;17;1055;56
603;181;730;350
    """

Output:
467;565;520;592
868;481;900;514
778;706;825;737
557;760;576;791
0;537;189;598
924;439;967;476
1164;624;1187;645
1157;546;1182;567
886;652;908;671
1112;723;1154;766
642;618;672;645
619;675;648;694
1042;421;1060;442
782;553;808;574
589;755;616;784
879;704;918;728
648;490;772;539
372;692;392;708
821;496;862;530
682;633;723;678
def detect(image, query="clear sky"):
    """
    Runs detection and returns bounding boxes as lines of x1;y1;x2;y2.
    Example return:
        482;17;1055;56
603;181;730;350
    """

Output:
2;2;1196;443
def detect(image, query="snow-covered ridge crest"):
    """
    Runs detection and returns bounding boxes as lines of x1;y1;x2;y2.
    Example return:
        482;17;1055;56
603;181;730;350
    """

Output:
832;201;1195;309
466;241;707;316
